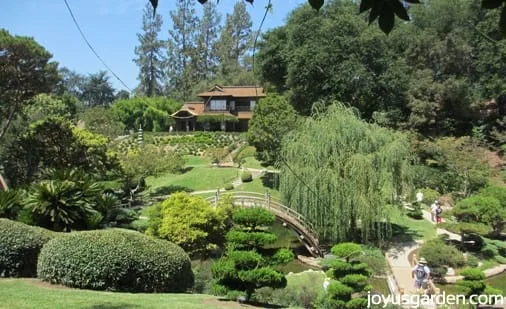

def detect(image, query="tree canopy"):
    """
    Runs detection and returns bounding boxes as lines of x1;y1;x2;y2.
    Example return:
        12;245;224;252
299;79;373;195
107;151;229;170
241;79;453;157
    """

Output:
247;94;298;166
257;0;506;140
150;0;506;36
0;29;60;140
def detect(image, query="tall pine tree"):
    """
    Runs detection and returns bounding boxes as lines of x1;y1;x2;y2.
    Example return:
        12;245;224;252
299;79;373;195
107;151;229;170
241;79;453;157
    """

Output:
166;0;199;101
195;2;221;81
134;3;165;97
218;1;253;78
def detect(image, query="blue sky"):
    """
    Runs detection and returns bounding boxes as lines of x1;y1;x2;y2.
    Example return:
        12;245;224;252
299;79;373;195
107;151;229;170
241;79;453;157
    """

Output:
1;0;306;92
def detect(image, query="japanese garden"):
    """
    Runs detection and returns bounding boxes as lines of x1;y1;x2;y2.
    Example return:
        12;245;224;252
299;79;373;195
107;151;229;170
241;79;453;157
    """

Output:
1;0;506;308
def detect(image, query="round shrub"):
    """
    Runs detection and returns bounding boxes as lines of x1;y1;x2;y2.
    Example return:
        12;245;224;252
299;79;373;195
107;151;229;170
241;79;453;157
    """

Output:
224;183;234;191
419;188;441;204
241;171;253;183
0;219;55;277
37;229;193;292
459;268;485;281
419;238;466;279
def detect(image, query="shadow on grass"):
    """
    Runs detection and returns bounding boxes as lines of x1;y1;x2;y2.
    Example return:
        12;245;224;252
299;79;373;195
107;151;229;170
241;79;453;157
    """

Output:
216;298;285;308
86;303;141;309
261;173;279;190
181;166;194;173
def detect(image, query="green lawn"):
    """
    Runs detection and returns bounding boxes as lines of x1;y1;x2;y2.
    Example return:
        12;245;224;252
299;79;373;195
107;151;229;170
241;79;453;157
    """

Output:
0;279;245;309
147;166;239;192
389;207;436;242
184;155;212;167
232;177;281;200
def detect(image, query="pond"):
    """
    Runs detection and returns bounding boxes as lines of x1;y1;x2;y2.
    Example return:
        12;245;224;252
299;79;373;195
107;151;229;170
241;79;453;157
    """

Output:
485;271;506;295
266;221;319;273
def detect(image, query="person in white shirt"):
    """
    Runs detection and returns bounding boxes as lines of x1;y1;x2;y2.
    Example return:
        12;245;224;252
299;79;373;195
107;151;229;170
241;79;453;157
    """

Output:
430;200;439;222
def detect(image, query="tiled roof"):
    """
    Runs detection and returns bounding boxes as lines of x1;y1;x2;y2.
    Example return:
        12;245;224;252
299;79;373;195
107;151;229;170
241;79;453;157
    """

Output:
198;85;265;98
171;102;204;116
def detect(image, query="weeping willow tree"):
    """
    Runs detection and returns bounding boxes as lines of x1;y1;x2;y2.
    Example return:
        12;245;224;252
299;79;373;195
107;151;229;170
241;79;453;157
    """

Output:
279;103;412;245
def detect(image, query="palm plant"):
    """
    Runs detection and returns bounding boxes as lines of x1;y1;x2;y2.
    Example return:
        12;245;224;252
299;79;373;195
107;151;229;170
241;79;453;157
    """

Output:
25;179;100;232
0;190;23;219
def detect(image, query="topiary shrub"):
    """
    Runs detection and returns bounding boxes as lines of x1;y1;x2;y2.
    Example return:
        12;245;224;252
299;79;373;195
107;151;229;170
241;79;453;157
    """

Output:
419;238;466;280
0;219;56;277
407;208;424;220
37;229;193;292
331;242;363;263
224;183;234;191
241;171;253;183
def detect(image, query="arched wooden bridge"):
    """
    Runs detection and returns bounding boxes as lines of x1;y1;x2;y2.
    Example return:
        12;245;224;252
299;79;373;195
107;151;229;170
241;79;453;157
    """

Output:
204;191;323;257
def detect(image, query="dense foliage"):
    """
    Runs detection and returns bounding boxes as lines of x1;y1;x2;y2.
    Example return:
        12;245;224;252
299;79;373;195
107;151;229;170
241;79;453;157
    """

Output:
146;192;232;256
455;268;502;303
419;238;466;279
37;229;193;292
120;144;185;180
0;190;23;220
2;117;117;187
0;29;60;140
212;207;289;300
241;171;253;183
79;107;125;138
24;94;79;123
247;94;298;166
318;243;372;308
257;0;506;141
452;186;506;237
415;137;490;196
111;96;182;131
0;219;55;277
280;103;412;244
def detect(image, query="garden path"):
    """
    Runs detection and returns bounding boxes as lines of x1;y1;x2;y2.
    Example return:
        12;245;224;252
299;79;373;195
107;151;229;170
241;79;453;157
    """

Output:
385;205;463;307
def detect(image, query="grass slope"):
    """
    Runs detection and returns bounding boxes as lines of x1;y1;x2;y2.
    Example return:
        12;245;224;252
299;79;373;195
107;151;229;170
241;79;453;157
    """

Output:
147;166;239;192
389;207;436;241
0;279;246;309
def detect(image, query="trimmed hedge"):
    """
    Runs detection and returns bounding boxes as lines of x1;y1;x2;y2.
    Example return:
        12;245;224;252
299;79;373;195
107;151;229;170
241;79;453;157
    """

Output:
37;229;193;292
0;219;56;277
241;171;253;183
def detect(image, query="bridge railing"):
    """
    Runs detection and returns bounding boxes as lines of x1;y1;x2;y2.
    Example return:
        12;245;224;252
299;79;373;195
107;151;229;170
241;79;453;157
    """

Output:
205;191;319;241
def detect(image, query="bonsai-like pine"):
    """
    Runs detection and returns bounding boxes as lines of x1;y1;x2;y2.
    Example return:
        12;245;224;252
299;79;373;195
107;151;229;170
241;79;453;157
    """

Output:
212;207;291;301
318;242;372;308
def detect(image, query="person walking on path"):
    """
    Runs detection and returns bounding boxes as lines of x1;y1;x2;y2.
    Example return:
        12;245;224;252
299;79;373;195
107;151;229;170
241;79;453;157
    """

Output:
412;257;431;293
430;201;439;222
435;203;443;224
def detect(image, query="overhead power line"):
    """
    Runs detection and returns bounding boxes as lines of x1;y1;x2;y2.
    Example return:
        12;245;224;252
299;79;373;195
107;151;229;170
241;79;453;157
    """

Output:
63;0;132;92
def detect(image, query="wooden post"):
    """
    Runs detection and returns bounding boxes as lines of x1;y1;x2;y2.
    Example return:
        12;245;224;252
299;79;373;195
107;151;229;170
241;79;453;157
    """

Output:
266;190;271;209
214;189;220;207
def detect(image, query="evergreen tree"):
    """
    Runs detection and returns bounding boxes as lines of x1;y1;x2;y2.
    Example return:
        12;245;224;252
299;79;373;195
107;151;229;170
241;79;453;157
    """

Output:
166;0;199;101
218;2;253;77
134;3;165;97
195;2;221;82
81;71;116;107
